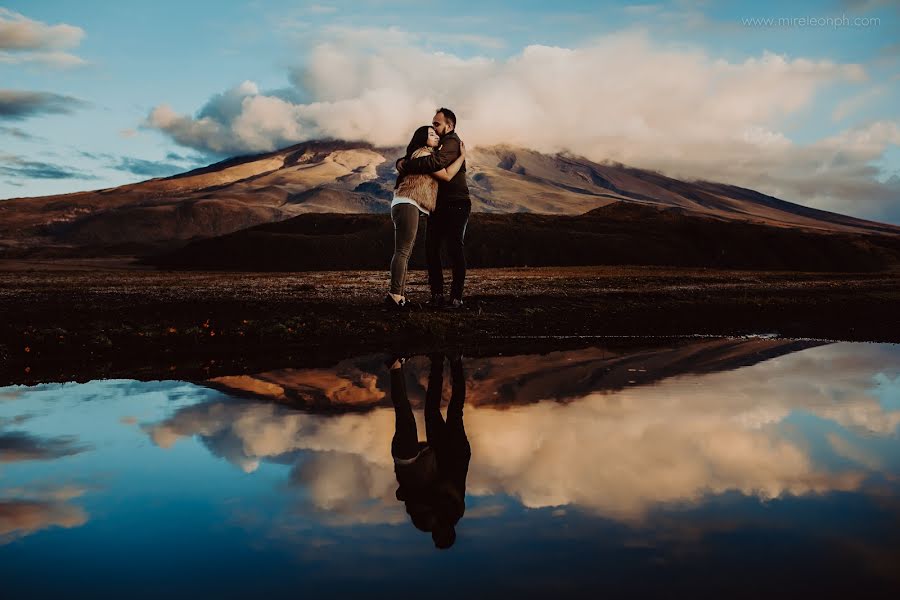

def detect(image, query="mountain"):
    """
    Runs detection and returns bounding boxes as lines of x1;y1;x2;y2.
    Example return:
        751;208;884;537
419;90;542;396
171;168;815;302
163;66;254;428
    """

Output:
1;140;899;260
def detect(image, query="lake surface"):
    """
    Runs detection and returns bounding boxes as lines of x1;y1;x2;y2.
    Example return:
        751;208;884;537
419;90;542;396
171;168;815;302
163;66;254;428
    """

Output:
2;337;900;598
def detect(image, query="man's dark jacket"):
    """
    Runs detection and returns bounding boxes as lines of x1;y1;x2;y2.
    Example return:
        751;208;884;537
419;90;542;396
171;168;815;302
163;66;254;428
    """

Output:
396;131;470;209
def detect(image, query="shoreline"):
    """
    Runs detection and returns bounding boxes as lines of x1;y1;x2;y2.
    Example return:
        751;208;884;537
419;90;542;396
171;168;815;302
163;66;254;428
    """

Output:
2;264;899;386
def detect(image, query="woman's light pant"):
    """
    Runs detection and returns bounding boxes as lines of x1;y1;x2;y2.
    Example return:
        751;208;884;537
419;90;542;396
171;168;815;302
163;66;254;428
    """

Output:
390;201;422;296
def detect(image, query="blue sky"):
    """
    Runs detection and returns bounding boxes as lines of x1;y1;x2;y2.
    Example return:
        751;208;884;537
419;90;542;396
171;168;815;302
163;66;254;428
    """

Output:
1;0;898;221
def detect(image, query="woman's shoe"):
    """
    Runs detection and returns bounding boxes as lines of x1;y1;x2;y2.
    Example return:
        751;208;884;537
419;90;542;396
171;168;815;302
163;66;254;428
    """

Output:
384;294;407;310
384;354;407;370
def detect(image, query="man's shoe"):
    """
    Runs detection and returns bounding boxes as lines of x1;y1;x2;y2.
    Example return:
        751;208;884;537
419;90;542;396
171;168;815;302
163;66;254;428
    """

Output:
401;297;422;312
426;294;446;309
445;297;464;310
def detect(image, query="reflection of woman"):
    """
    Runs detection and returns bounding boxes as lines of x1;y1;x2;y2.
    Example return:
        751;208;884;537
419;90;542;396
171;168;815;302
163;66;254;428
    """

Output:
388;352;470;549
386;127;466;309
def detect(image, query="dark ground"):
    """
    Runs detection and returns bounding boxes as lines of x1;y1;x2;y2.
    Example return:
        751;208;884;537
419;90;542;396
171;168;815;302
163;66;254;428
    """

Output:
1;262;899;387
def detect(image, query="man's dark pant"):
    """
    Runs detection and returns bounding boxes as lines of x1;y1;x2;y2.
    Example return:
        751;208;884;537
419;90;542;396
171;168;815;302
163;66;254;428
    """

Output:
426;203;470;300
425;354;469;472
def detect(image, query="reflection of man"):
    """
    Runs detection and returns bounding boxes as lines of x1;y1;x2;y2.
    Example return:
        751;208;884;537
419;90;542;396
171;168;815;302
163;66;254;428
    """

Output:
388;352;470;549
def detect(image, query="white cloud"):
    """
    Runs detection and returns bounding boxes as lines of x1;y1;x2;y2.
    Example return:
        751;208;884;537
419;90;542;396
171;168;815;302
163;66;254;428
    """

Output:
309;4;338;14
0;50;87;68
0;8;84;49
430;33;506;50
0;8;86;69
832;86;886;121
143;27;898;221
623;4;663;16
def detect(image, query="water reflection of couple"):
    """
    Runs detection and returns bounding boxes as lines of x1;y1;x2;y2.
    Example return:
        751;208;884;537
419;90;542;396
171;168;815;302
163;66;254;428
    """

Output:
388;352;470;549
386;108;471;311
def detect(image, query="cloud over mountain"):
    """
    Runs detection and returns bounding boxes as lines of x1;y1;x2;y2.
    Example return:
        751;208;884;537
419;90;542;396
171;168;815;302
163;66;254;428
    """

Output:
142;27;899;222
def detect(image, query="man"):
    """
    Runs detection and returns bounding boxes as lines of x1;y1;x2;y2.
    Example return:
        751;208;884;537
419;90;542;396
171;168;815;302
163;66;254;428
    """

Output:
396;108;470;309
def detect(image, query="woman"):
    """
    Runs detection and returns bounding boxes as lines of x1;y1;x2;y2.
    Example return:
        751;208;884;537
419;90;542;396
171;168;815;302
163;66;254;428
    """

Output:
386;125;466;309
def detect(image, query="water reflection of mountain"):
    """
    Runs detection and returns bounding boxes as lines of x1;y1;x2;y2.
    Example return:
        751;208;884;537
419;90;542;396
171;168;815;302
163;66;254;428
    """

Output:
147;341;900;523
200;337;828;412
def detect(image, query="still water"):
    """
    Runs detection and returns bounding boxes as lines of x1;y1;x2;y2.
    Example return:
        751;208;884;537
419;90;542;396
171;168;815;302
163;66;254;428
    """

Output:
2;338;899;598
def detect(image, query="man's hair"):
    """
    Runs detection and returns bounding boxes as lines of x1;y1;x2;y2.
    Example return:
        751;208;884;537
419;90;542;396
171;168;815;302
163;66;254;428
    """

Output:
436;107;457;128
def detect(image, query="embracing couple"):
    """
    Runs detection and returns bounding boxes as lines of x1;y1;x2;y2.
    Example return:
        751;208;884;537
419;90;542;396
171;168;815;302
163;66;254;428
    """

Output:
385;107;470;311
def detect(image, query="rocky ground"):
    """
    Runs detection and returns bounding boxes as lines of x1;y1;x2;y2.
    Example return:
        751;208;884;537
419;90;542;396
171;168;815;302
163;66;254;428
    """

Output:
1;262;899;386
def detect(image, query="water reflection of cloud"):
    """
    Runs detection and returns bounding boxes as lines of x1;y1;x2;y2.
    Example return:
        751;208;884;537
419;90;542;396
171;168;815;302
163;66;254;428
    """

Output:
826;432;883;471
145;342;900;522
145;400;404;523
145;400;396;476
0;414;31;427
0;486;88;544
0;431;89;463
465;396;863;519
288;451;400;524
0;390;23;401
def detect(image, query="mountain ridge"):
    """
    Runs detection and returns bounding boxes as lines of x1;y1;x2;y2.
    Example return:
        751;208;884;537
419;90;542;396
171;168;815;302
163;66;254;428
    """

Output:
1;140;898;259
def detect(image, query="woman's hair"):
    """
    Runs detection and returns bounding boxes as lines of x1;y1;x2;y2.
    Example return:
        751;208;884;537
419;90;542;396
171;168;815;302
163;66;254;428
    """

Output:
394;125;434;190
404;125;433;160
